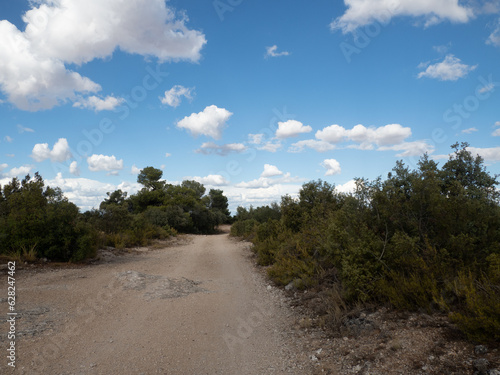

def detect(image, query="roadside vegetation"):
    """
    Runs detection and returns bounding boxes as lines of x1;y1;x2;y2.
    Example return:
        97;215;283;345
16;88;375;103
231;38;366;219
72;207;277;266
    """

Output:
231;143;500;343
0;166;230;262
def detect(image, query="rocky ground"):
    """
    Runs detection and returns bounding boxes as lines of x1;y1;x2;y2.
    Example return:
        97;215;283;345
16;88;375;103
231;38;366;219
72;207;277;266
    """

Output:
0;228;498;374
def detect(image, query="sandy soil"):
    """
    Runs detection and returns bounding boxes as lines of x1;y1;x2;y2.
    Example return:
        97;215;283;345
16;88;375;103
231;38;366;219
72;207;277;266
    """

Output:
0;228;317;374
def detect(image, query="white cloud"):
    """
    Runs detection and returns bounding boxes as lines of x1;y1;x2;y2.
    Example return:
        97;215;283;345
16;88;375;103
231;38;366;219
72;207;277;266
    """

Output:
0;19;101;111
235;172;303;189
0;0;206;111
87;154;123;172
322;159;342;176
467;146;500;162
5;136;13;143
224;183;302;213
257;141;282;153
288;139;335;153
377;141;435;157
462;127;478;134
190;174;229;186
335;179;357;194
261;164;283;178
276;120;312;139
487;19;500;46
165;153;171;158
315;124;348;143
479;83;496;94
195;142;247;156
492;128;500;136
418;55;477;81
248;133;265;145
31;138;72;162
248;134;282;152
0;163;7;172
349;123;412;147
265;45;290;58
69;161;80;176
176;105;233;139
73;95;124;111
17;124;35;133
131;165;141;175
160;85;193;107
331;0;474;33
47;173;142;212
433;44;451;54
4;165;34;178
6;154;15;158
315;123;412;148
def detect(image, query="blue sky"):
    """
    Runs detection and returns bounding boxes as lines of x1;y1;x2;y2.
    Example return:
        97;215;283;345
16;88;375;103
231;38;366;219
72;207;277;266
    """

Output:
1;0;499;213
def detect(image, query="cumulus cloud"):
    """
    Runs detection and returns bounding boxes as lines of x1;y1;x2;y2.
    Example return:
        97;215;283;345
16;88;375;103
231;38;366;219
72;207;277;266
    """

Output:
223;183;302;213
46;173;142;212
418;55;477;81
315;124;348;143
2;165;34;178
257;141;283;153
248;134;282;152
73;95;124;111
289;139;335;153
322;159;342;176
377;141;435;157
261;164;283;178
87;154;123;172
131;164;141;175
195;142;247;156
315;123;412;149
190;174;229;186
176;105;233;139
350;124;412;146
5;136;13;143
276;120;312;139
335;179;357;194
235;172;303;189
0;0;206;111
467;146;500;162
331;0;474;33
69;161;80;176
31;138;72;162
265;45;290;58
160;85;193;107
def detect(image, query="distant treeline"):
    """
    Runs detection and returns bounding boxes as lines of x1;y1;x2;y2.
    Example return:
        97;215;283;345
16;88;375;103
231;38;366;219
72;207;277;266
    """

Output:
0;166;230;262
231;143;500;343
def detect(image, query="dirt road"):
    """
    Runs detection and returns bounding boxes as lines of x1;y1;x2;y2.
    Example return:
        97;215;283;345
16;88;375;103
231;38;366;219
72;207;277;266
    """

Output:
1;229;316;374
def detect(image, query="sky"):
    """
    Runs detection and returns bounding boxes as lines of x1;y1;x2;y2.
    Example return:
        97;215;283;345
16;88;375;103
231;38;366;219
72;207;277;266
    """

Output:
0;0;499;213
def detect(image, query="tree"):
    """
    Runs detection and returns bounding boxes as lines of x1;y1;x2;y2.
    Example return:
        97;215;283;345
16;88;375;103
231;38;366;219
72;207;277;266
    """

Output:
181;180;206;199
441;142;499;201
100;189;128;210
137;167;164;191
208;189;230;221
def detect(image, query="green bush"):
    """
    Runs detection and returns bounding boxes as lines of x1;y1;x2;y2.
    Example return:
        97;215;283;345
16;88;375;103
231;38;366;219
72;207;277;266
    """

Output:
230;144;500;343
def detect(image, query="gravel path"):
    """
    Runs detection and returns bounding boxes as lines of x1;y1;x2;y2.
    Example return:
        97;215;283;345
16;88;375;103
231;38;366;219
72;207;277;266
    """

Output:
1;229;315;374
